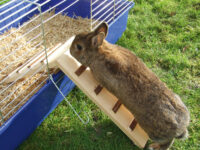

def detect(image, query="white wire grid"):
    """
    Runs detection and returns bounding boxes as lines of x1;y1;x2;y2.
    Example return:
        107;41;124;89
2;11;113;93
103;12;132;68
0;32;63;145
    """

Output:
0;0;133;125
91;0;133;30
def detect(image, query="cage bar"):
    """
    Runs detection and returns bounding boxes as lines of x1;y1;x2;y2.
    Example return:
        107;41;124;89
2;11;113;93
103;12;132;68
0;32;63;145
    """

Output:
0;1;140;149
0;0;50;32
0;65;46;105
0;1;24;17
0;0;16;9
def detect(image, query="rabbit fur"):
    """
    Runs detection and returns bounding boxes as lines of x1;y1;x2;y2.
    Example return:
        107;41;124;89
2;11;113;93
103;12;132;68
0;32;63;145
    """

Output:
70;23;190;150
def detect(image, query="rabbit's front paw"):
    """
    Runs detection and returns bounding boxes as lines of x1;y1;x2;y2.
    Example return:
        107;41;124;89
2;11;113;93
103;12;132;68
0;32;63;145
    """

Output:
148;143;160;150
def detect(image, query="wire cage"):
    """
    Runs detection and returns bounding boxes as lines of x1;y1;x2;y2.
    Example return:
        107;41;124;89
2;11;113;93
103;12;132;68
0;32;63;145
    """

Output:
0;0;134;149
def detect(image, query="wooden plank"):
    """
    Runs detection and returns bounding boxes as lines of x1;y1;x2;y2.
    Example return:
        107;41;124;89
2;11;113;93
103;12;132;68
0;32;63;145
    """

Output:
56;50;149;148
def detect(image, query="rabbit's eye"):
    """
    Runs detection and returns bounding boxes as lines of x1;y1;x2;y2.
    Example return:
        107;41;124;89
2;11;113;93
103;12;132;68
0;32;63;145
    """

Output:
76;44;82;51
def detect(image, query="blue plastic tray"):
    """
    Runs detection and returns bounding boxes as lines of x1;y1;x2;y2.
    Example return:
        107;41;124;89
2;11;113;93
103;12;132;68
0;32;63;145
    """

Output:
0;0;134;149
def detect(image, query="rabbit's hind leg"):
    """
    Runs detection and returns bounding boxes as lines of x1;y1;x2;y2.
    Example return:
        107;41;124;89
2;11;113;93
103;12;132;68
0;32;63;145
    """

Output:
159;139;174;150
148;139;174;150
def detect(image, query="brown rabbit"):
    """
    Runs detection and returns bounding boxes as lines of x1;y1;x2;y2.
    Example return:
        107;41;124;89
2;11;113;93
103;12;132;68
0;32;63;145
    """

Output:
70;23;190;150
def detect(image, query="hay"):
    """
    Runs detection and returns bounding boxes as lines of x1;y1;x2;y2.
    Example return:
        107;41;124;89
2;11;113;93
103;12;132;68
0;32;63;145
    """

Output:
0;11;92;125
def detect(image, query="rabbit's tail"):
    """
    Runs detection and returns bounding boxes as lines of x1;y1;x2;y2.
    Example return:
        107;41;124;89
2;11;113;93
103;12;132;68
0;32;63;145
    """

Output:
176;129;188;140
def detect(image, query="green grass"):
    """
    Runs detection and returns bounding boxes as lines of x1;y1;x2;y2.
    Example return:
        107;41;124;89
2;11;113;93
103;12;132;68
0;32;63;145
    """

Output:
0;0;10;5
19;0;200;149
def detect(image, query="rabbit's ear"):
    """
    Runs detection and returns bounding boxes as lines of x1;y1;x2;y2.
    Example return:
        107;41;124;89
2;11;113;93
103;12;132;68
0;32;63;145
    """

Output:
91;32;105;47
94;22;108;37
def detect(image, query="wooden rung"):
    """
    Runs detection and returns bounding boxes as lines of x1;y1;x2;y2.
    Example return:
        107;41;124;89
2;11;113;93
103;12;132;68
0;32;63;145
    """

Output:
94;85;103;95
112;100;122;113
130;119;137;131
75;65;87;76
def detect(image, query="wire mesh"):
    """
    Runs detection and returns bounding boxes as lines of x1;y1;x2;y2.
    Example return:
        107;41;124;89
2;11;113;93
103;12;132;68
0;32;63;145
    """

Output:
90;0;133;30
0;0;133;126
0;0;91;126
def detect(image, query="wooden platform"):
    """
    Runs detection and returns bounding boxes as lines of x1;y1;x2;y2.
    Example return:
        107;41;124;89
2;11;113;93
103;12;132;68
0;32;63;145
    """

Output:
56;50;149;148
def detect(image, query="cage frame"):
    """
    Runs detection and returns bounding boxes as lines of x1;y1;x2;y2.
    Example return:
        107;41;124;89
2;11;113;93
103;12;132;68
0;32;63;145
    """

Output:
0;0;137;149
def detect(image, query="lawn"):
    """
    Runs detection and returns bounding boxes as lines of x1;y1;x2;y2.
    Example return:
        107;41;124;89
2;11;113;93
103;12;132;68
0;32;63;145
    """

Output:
0;0;10;5
19;0;200;150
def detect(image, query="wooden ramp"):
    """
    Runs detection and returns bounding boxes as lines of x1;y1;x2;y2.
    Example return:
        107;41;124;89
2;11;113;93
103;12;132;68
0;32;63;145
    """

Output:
56;50;149;148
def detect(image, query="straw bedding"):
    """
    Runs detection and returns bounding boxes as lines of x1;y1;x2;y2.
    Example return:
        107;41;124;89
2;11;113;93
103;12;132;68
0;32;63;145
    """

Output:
0;11;92;125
